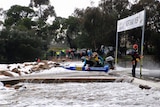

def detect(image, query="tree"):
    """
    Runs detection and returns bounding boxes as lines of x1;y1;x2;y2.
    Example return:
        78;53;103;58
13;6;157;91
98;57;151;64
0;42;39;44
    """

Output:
4;5;35;29
4;30;43;63
129;0;160;55
0;5;45;63
65;16;81;48
29;0;56;51
48;16;82;48
29;0;56;22
73;0;129;50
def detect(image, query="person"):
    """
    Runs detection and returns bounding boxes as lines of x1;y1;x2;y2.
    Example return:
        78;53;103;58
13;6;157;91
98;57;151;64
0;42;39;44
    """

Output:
81;56;96;68
87;48;92;59
56;51;60;59
105;56;115;70
100;45;105;56
35;57;41;63
131;44;141;77
91;52;104;67
81;52;104;68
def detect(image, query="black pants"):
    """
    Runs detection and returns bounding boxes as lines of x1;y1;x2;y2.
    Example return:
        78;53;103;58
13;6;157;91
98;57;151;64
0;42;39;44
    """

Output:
132;60;137;77
86;60;95;67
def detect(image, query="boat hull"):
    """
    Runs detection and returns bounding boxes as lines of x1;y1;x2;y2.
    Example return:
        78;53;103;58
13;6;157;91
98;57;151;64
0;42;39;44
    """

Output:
64;65;109;72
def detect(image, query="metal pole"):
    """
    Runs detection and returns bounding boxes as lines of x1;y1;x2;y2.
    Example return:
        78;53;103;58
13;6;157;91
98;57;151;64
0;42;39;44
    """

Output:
140;10;146;78
115;32;119;66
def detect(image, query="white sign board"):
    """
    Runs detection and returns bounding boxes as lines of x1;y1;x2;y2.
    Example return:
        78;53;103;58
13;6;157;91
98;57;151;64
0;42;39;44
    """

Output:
117;10;145;32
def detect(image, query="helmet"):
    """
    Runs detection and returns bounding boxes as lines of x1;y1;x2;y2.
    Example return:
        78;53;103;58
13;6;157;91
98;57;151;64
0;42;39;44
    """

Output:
81;56;86;62
133;44;138;49
92;52;98;57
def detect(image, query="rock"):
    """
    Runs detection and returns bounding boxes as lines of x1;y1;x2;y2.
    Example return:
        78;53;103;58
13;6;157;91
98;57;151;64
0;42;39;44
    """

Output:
114;77;124;82
5;84;12;87
38;64;49;69
139;84;151;90
31;66;40;71
122;77;134;83
13;84;26;90
53;63;60;67
11;68;21;75
0;70;14;77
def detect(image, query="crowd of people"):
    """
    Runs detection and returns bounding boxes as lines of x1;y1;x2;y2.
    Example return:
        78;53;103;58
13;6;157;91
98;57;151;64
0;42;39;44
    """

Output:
45;46;115;69
79;44;142;77
46;48;79;61
45;44;143;76
80;48;115;69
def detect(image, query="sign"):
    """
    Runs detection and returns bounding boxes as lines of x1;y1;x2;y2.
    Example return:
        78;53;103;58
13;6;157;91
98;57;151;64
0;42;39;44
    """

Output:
115;10;146;78
117;10;145;32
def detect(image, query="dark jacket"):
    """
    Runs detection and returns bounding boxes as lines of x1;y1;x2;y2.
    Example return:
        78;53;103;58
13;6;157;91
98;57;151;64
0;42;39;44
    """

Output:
131;49;140;62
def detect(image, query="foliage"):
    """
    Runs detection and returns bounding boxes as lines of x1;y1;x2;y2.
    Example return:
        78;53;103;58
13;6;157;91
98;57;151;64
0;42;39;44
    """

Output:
151;32;160;61
0;2;56;63
0;29;43;63
0;0;160;62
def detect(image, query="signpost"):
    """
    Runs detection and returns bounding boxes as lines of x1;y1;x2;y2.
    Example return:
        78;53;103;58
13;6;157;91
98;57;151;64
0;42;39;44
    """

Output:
115;10;146;78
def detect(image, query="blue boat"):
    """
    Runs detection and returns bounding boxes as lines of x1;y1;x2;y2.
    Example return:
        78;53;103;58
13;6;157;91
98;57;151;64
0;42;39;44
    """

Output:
64;65;110;72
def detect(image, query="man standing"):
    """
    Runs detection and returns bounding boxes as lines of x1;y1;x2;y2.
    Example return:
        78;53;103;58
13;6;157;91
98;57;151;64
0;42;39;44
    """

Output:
131;44;141;77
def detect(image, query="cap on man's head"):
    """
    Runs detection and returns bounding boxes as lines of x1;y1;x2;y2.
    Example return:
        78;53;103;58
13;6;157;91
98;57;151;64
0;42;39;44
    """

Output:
133;44;138;49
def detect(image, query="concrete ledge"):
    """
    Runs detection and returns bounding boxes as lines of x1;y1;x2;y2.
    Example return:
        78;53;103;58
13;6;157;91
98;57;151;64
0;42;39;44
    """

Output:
132;78;160;89
1;74;160;89
0;77;118;85
109;71;160;89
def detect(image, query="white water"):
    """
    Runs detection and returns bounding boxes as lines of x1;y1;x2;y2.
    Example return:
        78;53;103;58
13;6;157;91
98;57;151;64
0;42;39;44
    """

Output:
0;82;160;107
0;61;160;107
